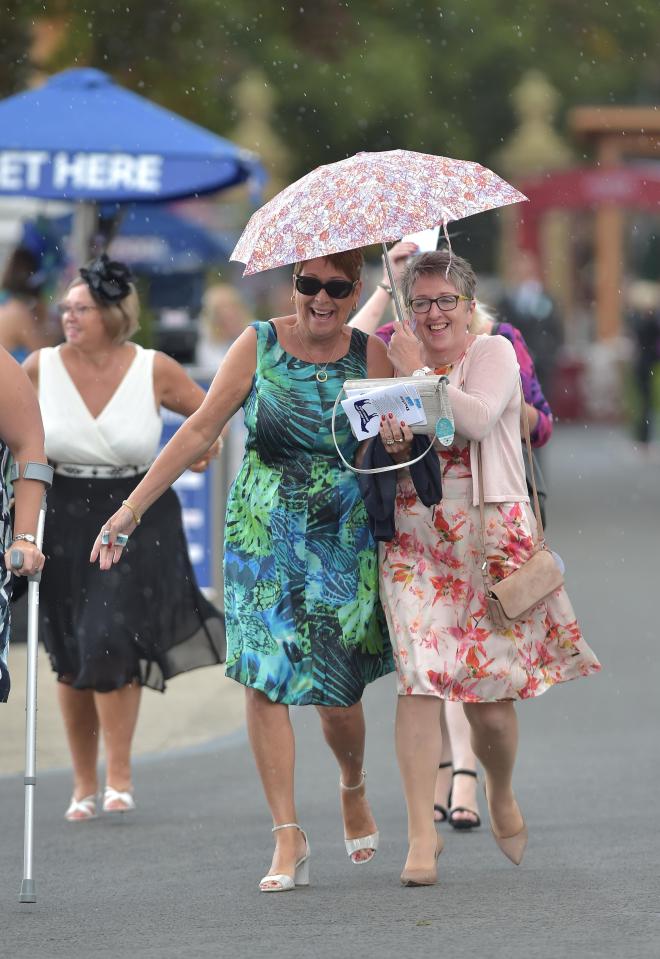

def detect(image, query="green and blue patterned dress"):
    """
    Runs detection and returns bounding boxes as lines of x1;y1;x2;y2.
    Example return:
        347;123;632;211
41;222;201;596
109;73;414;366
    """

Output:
224;321;393;706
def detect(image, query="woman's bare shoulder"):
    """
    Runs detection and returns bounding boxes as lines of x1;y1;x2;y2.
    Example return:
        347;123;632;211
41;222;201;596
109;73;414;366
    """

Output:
21;349;43;385
268;315;295;334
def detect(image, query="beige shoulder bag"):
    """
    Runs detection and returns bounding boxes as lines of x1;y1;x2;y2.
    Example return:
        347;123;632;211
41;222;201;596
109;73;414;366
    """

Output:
478;382;564;628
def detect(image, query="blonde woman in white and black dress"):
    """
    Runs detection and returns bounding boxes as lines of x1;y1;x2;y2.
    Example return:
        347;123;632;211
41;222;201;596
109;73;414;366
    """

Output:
23;256;224;821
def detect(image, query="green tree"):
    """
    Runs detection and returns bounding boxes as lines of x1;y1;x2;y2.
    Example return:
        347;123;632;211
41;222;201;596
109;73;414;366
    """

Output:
4;0;660;179
0;0;34;96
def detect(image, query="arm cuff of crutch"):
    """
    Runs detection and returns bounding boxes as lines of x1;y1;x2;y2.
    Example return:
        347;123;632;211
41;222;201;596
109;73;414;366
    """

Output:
9;462;54;487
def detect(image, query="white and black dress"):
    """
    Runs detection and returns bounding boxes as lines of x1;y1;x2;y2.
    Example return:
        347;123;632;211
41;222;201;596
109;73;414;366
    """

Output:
38;344;225;693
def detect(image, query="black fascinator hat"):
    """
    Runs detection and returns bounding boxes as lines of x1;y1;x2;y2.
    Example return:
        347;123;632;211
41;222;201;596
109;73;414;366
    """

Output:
79;254;133;304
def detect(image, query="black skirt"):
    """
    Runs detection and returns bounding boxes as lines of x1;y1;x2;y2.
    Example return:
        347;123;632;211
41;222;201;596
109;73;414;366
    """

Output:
40;473;226;693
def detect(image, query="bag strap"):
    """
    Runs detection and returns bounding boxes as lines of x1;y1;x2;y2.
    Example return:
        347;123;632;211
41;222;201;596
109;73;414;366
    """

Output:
476;379;545;585
518;380;546;544
331;387;436;475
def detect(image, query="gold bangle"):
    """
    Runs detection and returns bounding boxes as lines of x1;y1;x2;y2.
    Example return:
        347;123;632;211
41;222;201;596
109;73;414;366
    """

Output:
121;499;141;525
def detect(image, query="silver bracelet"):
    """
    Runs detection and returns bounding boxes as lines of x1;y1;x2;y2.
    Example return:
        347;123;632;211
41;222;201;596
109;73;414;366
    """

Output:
13;533;37;544
412;367;434;376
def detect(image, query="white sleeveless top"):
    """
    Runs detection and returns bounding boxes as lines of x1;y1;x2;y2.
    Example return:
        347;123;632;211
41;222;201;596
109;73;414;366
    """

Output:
39;344;162;467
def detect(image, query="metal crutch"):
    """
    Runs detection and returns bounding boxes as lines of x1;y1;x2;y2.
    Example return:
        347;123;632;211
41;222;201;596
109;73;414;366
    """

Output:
9;461;54;905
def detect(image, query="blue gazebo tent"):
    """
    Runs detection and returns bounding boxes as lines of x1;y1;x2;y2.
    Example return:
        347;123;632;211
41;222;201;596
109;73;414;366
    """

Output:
0;68;264;203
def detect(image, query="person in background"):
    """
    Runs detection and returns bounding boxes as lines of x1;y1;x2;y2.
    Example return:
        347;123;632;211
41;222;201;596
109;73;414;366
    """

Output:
627;280;660;452
91;249;395;893
496;249;563;398
23;255;224;821
350;242;554;832
349;240;419;336
0;246;56;363
196;283;254;482
196;283;252;370
0;347;49;702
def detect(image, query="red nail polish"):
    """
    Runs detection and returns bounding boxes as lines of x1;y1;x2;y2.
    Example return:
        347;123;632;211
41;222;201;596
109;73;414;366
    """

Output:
400;420;405;427
388;412;393;419
381;415;386;421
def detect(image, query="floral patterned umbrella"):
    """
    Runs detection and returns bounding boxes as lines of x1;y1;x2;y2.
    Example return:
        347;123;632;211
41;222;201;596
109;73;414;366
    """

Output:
231;149;527;277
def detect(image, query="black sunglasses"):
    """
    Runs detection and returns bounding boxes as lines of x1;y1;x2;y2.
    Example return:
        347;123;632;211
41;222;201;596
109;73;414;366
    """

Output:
294;275;357;299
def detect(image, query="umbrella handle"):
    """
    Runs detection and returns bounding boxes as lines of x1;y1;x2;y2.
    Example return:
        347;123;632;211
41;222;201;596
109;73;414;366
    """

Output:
381;242;407;326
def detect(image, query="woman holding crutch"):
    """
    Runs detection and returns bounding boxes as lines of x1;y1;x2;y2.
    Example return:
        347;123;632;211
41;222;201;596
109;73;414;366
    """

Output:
0;346;48;703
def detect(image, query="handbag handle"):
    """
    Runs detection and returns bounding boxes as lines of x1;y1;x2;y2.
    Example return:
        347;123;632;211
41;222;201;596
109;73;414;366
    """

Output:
477;380;546;584
331;387;436;475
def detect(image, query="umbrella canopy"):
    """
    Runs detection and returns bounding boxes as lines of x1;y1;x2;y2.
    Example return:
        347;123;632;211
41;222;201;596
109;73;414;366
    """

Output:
231;149;527;276
47;205;230;273
0;68;265;203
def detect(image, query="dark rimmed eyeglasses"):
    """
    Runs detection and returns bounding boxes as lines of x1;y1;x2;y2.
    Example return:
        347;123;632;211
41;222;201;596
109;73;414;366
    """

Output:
408;294;472;314
294;275;357;299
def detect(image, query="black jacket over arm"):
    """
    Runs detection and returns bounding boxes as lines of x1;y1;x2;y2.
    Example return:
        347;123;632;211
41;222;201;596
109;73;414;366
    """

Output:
357;435;442;542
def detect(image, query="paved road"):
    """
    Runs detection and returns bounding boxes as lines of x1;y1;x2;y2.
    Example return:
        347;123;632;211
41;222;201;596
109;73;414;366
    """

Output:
1;426;658;959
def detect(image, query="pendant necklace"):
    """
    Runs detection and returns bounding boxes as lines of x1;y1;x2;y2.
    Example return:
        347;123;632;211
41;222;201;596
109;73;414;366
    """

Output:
295;326;343;383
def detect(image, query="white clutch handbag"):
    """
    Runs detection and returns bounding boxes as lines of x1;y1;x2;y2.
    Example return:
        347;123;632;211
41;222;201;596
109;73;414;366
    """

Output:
331;375;453;475
342;375;450;434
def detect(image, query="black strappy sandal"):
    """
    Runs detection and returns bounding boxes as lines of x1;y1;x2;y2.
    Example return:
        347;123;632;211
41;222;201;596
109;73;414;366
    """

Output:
434;761;452;823
448;768;482;831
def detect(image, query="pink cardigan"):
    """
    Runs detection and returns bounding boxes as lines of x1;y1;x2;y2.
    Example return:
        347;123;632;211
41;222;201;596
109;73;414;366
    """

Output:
446;334;528;507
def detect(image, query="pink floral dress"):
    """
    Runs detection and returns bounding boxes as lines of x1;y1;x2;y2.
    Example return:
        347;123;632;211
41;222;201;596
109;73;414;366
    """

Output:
379;435;600;702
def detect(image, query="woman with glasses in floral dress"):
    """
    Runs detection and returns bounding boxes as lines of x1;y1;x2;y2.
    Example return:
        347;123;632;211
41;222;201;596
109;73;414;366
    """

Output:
372;250;599;886
351;242;555;833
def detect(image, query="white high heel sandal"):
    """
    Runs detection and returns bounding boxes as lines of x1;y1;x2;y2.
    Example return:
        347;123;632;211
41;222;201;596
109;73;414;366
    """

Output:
103;785;136;814
340;771;379;865
64;794;98;822
259;823;311;893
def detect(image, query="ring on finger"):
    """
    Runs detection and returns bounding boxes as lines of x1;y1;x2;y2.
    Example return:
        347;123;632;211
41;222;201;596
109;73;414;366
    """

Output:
101;530;111;546
385;438;395;446
115;534;129;548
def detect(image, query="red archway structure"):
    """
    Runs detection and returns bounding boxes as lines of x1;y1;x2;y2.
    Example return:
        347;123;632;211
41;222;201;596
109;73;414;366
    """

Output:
517;164;660;340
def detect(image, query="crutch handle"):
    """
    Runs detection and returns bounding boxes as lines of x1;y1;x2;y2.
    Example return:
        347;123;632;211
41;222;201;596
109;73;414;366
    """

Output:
10;548;41;583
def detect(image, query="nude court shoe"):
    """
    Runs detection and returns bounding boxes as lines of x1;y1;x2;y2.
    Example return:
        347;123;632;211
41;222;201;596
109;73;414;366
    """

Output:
400;833;444;887
484;784;528;865
492;820;528;865
259;823;310;893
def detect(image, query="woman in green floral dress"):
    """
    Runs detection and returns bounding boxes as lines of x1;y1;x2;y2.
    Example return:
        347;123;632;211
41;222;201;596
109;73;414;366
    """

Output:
224;317;390;706
94;249;394;893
